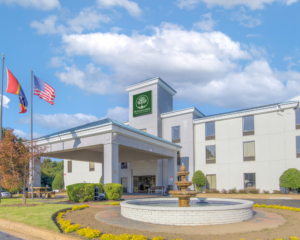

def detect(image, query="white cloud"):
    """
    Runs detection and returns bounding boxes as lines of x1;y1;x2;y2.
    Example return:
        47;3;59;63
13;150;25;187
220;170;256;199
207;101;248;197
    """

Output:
231;8;262;28
193;13;216;31
59;23;300;108
67;7;110;34
55;63;123;95
30;15;66;35
31;8;110;35
18;113;99;131
97;0;142;17
176;0;297;10
105;106;129;122
13;129;43;140
0;0;60;10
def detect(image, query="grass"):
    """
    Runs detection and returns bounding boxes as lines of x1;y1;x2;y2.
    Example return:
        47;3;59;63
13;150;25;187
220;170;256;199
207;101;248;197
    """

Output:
0;202;76;232
0;197;44;205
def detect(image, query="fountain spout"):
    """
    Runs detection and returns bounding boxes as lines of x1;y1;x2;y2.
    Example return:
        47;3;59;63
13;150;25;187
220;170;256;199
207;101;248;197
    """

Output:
169;163;199;207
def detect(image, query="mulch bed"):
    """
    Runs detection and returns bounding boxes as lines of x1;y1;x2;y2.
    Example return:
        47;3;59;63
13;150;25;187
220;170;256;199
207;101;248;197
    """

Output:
58;207;300;240
0;204;38;207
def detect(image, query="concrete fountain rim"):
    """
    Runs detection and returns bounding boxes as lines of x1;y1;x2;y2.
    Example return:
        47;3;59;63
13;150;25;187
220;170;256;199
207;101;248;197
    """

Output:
120;197;254;211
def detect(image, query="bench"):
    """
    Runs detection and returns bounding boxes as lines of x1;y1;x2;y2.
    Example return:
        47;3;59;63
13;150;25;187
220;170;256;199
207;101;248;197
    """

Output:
148;186;164;195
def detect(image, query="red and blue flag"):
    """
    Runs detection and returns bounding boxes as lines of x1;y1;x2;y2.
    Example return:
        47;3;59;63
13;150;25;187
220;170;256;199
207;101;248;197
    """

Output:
6;68;28;113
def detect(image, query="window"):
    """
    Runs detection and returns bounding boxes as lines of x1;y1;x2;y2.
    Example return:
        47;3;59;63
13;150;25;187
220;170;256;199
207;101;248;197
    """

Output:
244;173;256;189
67;161;72;173
296;109;300;129
140;129;147;133
205;122;215;140
243;115;254;136
206;174;216;189
296;136;300;158
206;145;216;164
243;141;255;161
89;162;95;171
172;126;180;143
121;162;128;169
177;151;181;165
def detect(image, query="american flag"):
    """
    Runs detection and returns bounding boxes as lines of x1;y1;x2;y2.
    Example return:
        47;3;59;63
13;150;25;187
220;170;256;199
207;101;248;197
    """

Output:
34;75;55;105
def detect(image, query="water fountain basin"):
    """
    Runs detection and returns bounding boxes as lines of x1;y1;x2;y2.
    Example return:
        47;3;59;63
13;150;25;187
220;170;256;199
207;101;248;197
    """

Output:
120;198;254;226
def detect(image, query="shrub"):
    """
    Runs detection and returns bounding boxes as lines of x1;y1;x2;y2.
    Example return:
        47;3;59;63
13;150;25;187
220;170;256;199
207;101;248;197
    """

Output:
249;188;260;194
238;189;247;194
110;202;120;205
263;190;270;194
280;168;300;191
72;205;89;211
273;190;283;194
65;224;81;233
221;189;228;194
52;173;64;190
77;227;100;239
103;183;123;200
67;183;103;202
100;176;103;184
210;189;220;193
228;188;237;194
192;170;206;191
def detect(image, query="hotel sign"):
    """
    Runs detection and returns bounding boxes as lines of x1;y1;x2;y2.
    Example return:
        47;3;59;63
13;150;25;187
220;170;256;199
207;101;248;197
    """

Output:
133;91;152;117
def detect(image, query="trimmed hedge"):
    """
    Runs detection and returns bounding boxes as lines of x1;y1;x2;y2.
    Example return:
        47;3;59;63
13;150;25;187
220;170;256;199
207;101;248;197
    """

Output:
103;183;123;200
66;183;103;202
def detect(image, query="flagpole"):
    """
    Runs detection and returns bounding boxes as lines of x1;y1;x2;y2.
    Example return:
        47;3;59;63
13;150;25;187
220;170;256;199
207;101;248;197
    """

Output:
31;68;33;200
0;54;4;140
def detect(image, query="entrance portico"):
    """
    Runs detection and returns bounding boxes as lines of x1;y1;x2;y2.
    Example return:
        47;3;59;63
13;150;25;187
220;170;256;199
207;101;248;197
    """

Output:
37;118;181;192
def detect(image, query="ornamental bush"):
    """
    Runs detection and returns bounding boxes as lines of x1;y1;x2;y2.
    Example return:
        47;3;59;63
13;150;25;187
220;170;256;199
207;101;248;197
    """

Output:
192;170;206;191
280;168;300;191
66;183;103;202
103;183;123;200
52;173;64;190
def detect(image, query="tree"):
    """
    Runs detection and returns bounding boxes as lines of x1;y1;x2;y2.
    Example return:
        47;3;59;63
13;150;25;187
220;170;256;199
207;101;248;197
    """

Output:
52;173;64;190
192;170;207;191
41;158;63;189
0;129;46;204
280;168;300;191
100;176;102;184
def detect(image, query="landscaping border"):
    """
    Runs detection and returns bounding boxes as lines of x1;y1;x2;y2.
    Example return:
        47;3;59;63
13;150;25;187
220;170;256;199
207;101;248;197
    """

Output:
0;217;81;240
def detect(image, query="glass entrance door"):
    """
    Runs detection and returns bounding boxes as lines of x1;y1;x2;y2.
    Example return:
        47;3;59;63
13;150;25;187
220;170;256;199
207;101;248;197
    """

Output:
133;175;156;193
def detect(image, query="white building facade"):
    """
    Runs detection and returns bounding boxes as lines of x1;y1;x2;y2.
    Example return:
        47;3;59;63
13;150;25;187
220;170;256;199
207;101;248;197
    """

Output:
37;77;300;193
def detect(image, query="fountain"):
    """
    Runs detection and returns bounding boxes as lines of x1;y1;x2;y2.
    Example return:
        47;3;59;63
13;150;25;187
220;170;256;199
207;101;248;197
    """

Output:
169;163;199;207
120;163;254;226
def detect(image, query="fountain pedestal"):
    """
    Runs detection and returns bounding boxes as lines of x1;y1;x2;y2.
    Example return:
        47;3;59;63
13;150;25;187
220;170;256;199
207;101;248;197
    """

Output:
169;164;199;207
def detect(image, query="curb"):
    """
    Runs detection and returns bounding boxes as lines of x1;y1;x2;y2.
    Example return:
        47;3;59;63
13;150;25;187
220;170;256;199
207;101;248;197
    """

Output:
0;218;81;240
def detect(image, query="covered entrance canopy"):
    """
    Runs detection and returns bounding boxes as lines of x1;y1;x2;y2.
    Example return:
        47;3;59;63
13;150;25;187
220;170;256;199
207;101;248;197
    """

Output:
36;119;181;191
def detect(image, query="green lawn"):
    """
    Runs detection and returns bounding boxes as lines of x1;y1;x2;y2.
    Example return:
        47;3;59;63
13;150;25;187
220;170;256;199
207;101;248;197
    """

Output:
0;197;44;205
0;200;75;232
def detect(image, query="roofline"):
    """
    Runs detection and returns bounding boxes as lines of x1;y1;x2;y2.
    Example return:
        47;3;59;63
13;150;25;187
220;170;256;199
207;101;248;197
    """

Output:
161;107;205;119
193;101;299;124
36;119;181;151
125;77;177;96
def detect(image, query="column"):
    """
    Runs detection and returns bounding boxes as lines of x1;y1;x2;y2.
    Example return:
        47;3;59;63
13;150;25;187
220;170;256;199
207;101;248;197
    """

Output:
156;159;163;187
103;143;119;184
168;155;177;190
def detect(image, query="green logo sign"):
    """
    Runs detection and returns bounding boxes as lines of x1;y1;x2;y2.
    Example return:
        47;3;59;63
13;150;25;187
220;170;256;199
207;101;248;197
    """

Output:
133;91;152;117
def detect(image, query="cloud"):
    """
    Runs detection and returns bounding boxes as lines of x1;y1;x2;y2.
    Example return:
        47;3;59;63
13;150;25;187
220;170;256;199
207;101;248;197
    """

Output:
175;0;298;10
105;106;129;122
193;13;216;31
67;7;110;34
59;22;300;108
0;0;60;10
55;63;123;95
18;113;99;131
13;129;44;140
31;8;110;35
97;0;142;17
30;15;66;35
231;8;262;28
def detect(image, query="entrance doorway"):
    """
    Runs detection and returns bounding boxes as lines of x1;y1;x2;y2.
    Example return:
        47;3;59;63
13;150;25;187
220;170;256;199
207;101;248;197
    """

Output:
133;175;156;193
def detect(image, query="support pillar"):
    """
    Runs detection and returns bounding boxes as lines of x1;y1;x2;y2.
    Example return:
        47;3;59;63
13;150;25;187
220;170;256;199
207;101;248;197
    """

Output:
156;159;163;187
168;155;177;190
103;143;119;184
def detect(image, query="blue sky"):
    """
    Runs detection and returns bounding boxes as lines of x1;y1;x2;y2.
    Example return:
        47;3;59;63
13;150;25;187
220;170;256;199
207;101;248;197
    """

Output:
1;0;300;143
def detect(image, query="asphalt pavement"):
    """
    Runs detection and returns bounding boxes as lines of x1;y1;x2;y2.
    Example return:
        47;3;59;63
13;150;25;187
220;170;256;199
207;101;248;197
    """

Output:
0;231;24;240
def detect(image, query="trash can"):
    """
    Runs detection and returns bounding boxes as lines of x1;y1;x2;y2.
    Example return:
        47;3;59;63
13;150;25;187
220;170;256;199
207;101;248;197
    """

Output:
94;186;99;200
165;185;173;195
